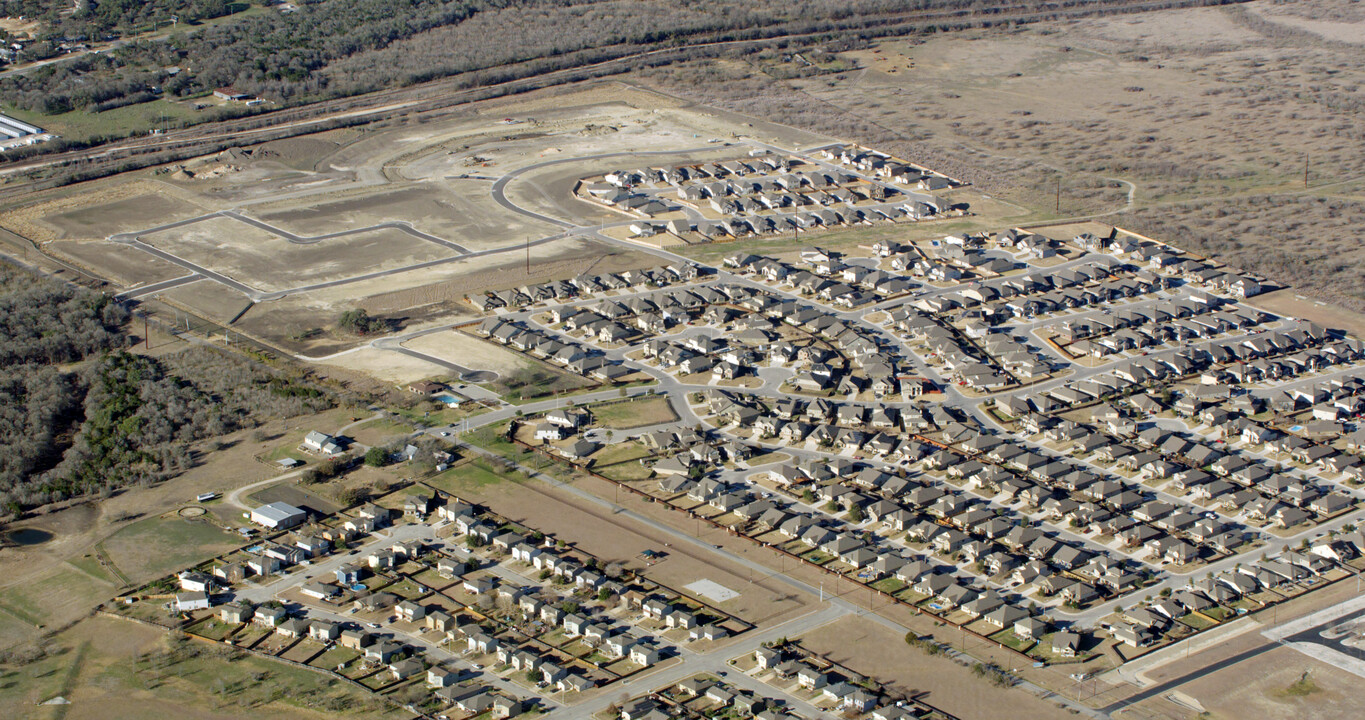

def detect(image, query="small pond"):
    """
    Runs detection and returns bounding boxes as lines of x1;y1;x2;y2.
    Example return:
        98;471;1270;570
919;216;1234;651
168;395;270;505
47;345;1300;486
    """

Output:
7;528;53;546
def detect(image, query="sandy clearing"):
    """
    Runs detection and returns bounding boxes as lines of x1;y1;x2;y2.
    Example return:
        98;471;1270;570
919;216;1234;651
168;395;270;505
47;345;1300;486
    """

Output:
319;346;447;384
402;332;530;376
1068;6;1266;47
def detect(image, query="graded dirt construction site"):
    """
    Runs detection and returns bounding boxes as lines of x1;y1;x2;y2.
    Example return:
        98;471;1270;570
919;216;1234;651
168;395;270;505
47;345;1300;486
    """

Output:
137;215;457;294
0;83;881;373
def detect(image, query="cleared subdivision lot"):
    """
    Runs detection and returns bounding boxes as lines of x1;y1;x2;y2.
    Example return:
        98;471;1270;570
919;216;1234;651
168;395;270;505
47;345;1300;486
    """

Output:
137;215;457;293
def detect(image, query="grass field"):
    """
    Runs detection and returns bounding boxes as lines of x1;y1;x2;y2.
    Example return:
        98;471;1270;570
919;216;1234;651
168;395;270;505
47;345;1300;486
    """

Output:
587;396;678;429
99;516;244;585
590;443;653;467
426;457;521;495
0;566;115;631
0;98;217;146
347;417;414;447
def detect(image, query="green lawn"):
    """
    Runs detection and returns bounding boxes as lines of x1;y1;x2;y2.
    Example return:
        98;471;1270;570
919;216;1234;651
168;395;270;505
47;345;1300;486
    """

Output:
1179;612;1216;631
467;422;519;456
427;458;519;494
67;554;117;585
0;98;218;145
188;616;241;641
870;577;906;594
991;629;1036;653
746;451;789;466
1203;606;1233;621
597;462;654;482
263;444;312;465
310;646;363;672
349;418;415;447
394;402;490;427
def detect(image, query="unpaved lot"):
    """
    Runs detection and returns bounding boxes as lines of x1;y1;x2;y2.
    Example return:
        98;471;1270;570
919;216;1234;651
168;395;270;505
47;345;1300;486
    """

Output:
320;346;447;384
139;216;453;293
801;616;1073;720
403;331;531;376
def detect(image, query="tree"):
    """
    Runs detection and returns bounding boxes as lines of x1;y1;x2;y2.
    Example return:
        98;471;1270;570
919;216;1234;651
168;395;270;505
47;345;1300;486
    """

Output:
364;447;389;467
338;309;384;336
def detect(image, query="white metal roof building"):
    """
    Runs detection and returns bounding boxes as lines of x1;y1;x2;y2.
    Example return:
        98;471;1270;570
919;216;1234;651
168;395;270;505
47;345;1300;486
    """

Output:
251;501;307;529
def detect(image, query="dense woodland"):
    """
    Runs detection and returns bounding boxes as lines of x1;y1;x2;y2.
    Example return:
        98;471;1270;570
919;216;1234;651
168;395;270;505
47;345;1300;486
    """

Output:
0;264;332;517
0;0;1209;115
0;0;243;40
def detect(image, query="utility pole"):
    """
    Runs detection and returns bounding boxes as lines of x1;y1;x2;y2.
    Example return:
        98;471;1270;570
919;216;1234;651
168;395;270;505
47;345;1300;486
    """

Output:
1055;177;1061;214
1305;153;1310;189
525;236;530;275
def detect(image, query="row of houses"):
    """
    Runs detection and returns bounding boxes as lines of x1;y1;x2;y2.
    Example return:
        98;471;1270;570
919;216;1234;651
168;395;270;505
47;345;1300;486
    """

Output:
475;319;634;382
1111;546;1351;649
467;263;701;312
949;422;1247;564
694;407;1111;613
725;251;919;306
818;144;954;190
215;599;525;713
888;308;1013;391
1071;231;1264;298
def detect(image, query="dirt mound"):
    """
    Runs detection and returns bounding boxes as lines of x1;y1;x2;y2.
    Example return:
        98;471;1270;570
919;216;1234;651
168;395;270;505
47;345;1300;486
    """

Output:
579;123;619;136
249;137;344;169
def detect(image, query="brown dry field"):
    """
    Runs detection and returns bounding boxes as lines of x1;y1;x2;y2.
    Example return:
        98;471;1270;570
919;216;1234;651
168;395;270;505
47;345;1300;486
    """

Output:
318;346;448;385
41;192;207;239
48;238;188;288
402;332;531;376
450;469;818;629
1174;646;1365;720
252;184;560;251
160;279;254;326
139;217;452;294
1249;289;1365;340
1116;641;1365;720
801;616;1072;720
0;615;400;720
1;179;209;244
